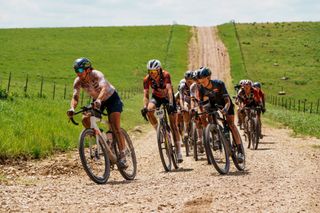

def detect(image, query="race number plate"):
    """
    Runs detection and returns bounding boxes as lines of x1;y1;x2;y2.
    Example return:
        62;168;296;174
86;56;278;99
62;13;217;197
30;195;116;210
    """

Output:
155;109;164;119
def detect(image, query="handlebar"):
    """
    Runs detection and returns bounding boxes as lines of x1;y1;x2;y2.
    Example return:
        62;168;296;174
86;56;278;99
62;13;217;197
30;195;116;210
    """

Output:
69;103;107;126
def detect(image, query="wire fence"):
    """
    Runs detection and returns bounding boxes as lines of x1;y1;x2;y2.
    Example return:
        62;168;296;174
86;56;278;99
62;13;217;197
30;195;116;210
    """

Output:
268;94;320;114
0;72;141;104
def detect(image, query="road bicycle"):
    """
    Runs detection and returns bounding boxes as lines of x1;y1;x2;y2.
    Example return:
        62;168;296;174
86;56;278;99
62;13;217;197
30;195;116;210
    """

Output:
69;104;137;184
202;105;245;174
153;104;180;172
243;106;261;150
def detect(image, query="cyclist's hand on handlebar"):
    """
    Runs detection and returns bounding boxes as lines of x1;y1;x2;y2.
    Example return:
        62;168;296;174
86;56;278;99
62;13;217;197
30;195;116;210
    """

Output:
141;107;148;121
167;103;175;114
262;107;266;114
67;108;75;118
220;107;228;116
93;99;101;110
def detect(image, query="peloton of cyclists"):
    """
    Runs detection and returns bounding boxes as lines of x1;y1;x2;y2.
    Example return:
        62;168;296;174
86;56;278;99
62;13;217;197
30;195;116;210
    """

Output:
141;59;183;163
236;80;264;138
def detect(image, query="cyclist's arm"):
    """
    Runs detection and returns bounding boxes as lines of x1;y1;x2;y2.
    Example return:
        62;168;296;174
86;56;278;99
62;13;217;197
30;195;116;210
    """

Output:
143;89;149;108
70;79;81;110
166;83;174;104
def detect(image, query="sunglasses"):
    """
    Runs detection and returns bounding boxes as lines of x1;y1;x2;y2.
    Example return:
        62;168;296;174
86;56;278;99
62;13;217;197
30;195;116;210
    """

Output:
148;70;158;75
75;68;85;73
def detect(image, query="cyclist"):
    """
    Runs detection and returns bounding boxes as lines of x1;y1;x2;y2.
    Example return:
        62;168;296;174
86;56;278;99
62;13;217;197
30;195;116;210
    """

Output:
235;79;246;129
178;70;194;141
237;80;263;138
66;58;128;168
253;81;266;138
197;67;244;162
141;59;183;163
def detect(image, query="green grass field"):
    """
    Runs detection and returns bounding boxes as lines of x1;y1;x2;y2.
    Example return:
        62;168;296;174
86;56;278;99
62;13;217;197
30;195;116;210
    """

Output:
218;22;320;138
0;25;191;159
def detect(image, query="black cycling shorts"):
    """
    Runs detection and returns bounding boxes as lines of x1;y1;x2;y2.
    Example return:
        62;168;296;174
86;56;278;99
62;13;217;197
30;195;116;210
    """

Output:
100;91;123;115
150;95;177;113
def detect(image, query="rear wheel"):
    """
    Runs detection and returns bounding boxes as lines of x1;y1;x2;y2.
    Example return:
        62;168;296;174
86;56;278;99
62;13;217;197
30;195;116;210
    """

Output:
204;124;230;174
113;129;137;180
79;129;110;184
157;124;172;172
193;125;199;161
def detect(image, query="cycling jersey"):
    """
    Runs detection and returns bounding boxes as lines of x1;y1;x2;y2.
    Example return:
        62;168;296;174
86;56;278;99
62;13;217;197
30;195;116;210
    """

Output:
73;70;115;101
198;80;234;115
237;87;261;107
143;70;172;99
178;79;191;104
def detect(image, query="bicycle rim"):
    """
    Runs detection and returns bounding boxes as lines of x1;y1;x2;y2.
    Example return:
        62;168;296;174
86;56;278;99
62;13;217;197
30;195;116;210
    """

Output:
205;125;230;174
79;129;110;184
115;129;137;180
157;125;172;172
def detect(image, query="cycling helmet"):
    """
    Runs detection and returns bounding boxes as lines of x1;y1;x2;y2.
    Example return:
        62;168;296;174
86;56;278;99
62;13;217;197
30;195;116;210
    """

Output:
198;67;212;79
184;70;193;80
239;79;246;86
192;70;201;80
147;59;162;70
253;82;261;89
244;79;253;86
73;58;92;71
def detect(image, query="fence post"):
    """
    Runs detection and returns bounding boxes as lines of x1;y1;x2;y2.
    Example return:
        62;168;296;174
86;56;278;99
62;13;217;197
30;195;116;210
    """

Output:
310;102;313;114
64;84;67;99
24;74;29;93
7;72;11;93
40;76;44;98
293;99;296;111
53;82;56;100
317;99;319;114
303;100;306;113
285;98;287;109
298;100;300;112
289;98;291;110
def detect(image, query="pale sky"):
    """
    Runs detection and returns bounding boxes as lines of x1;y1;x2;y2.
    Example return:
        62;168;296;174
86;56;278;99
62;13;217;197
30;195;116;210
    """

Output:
0;0;319;28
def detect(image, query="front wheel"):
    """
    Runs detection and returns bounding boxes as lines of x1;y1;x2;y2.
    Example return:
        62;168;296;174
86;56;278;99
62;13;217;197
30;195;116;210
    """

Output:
113;128;137;180
229;133;246;171
79;128;110;184
204;124;230;174
157;124;172;172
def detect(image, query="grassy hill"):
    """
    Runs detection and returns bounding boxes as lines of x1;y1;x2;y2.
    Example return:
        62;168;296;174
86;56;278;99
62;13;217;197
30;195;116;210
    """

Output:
218;21;320;138
0;25;191;159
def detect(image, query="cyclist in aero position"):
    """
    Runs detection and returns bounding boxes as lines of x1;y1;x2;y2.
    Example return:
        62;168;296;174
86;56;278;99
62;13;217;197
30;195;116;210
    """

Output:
66;58;128;168
237;80;263;138
197;67;244;162
141;59;183;163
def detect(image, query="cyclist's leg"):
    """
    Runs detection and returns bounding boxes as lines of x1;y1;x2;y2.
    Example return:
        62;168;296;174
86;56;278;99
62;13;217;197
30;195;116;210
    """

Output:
169;113;183;162
147;97;158;130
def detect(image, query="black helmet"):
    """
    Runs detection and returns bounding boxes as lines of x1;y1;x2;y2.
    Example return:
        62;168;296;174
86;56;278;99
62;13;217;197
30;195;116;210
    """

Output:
192;70;200;80
184;70;193;80
73;58;92;72
253;82;261;88
198;67;212;78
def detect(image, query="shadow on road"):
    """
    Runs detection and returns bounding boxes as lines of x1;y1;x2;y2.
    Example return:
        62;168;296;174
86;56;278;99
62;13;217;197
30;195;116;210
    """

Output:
161;168;194;173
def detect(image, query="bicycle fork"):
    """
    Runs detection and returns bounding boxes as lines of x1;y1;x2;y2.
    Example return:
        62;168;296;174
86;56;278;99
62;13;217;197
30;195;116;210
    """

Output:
90;116;117;164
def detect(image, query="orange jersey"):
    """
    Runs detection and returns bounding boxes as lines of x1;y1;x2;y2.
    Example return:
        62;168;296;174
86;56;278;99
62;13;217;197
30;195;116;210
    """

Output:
143;70;172;98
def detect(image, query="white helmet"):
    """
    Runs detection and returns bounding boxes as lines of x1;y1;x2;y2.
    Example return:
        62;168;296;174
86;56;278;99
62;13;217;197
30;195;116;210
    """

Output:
239;79;246;85
147;59;162;70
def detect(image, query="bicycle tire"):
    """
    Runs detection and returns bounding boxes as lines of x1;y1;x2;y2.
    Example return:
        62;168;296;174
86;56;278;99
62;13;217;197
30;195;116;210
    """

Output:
204;124;230;174
253;118;260;150
184;135;190;157
193;125;198;161
157;124;172;172
251;117;258;150
113;128;137;180
229;135;246;171
79;128;110;184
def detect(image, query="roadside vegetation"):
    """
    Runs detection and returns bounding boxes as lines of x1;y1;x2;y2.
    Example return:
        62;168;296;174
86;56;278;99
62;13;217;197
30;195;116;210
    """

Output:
0;25;191;159
218;21;320;138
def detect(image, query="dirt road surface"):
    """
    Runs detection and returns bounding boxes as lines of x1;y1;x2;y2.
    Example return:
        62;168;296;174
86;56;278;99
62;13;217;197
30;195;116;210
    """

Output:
1;27;320;212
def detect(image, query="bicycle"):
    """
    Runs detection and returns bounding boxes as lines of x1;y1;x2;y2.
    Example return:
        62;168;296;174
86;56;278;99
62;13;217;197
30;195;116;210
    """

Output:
202;105;245;174
152;104;180;172
243;106;261;150
69;104;137;184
